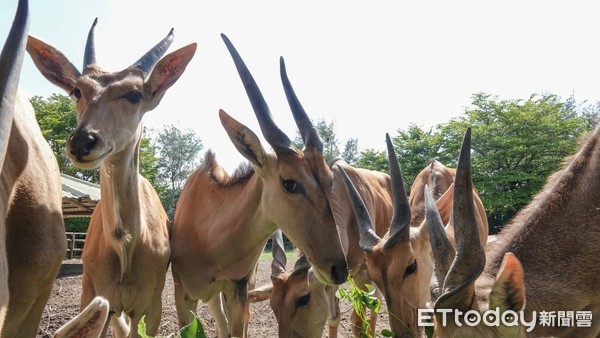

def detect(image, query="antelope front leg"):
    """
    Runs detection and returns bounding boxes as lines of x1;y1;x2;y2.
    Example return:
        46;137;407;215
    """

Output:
208;294;229;338
222;282;249;338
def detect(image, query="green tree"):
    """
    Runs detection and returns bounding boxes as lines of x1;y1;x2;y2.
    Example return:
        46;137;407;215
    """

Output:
390;124;452;193
293;117;359;164
153;125;203;219
355;148;389;173
438;93;594;231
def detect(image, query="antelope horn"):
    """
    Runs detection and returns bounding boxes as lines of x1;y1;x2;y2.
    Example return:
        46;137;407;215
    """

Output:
131;28;174;76
221;34;293;155
280;57;323;153
435;127;485;311
424;185;455;301
338;166;381;253
384;133;411;248
82;18;97;70
271;230;287;280
293;253;312;272
0;0;29;167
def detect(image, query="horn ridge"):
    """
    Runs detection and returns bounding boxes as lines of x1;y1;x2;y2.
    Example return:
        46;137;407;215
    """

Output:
338;165;381;252
221;34;292;153
280;57;323;152
131;28;175;76
435;127;486;311
0;0;29;165
83;17;98;70
271;230;287;279
384;133;411;248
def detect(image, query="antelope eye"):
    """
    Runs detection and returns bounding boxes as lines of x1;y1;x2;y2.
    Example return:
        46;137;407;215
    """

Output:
297;293;311;307
282;179;301;194
122;91;143;104
70;88;82;101
404;260;417;277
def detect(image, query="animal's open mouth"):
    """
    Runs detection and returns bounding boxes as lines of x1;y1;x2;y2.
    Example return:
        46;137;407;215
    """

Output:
312;266;335;285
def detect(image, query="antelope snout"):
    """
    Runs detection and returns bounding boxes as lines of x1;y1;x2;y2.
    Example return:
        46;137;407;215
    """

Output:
331;260;349;285
68;129;102;161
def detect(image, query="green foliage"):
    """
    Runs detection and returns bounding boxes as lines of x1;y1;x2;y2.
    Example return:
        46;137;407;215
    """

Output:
137;316;207;338
336;277;388;338
64;217;89;233
152;124;203;219
438;93;594;231
293;117;359;164
355;148;389;173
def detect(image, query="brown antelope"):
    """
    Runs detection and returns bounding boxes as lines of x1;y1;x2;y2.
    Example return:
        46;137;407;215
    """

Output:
0;0;68;336
170;35;348;337
426;130;600;336
341;132;488;338
248;230;341;338
27;19;196;337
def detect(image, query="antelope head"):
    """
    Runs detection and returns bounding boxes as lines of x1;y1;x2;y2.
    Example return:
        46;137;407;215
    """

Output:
220;34;348;285
425;128;526;337
248;230;333;338
340;134;434;337
26;19;196;169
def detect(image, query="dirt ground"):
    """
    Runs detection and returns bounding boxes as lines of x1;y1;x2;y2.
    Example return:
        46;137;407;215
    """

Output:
37;258;390;337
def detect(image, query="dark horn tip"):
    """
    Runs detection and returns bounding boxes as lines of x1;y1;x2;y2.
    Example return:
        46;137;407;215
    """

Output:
92;17;98;26
168;28;174;36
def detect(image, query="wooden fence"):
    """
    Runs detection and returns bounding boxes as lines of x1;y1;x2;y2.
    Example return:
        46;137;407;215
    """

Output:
65;232;86;259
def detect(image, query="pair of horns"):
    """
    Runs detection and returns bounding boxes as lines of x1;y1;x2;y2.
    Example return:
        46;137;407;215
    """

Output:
270;230;311;281
83;18;174;76
425;128;485;309
340;133;411;253
221;34;323;155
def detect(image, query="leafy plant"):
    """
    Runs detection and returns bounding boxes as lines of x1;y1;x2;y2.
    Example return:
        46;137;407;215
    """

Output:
137;315;207;338
336;277;393;337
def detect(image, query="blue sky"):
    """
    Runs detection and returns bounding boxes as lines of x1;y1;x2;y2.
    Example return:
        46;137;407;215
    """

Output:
2;0;599;171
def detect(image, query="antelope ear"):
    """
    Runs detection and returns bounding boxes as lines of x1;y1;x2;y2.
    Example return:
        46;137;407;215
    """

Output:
435;183;454;225
53;296;109;338
489;252;526;312
248;283;273;302
219;109;268;169
27;35;80;93
147;43;196;100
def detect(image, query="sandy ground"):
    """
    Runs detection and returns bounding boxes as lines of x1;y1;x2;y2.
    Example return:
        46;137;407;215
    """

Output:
37;258;390;337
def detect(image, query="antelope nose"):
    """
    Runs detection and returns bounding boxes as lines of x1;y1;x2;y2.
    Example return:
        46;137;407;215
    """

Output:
331;261;349;285
69;131;99;159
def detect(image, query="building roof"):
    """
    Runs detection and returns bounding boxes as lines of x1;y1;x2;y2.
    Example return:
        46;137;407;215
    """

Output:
61;174;100;218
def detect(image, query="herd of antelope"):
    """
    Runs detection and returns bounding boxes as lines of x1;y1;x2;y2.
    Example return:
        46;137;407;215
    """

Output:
1;1;599;337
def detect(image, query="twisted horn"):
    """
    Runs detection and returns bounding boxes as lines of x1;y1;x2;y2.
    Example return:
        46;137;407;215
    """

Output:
424;185;455;301
280;57;323;153
271;230;287;280
131;28;174;76
221;34;293;155
338;165;381;253
435;127;485;311
0;0;29;167
82;18;97;70
293;253;312;272
384;133;411;248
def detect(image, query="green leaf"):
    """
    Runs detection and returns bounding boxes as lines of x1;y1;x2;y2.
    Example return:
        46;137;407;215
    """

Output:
137;315;152;338
178;317;207;338
381;328;394;337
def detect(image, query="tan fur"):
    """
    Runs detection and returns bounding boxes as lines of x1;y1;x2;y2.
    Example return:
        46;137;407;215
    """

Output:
171;110;348;338
27;25;195;337
432;126;600;337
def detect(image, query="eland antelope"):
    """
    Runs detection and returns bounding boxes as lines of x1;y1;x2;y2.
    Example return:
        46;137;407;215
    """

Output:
341;132;488;338
27;19;196;337
426;129;600;337
0;0;67;336
248;230;341;338
170;35;347;337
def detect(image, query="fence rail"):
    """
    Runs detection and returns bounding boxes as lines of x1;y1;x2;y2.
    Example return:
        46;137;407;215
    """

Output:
65;232;86;259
